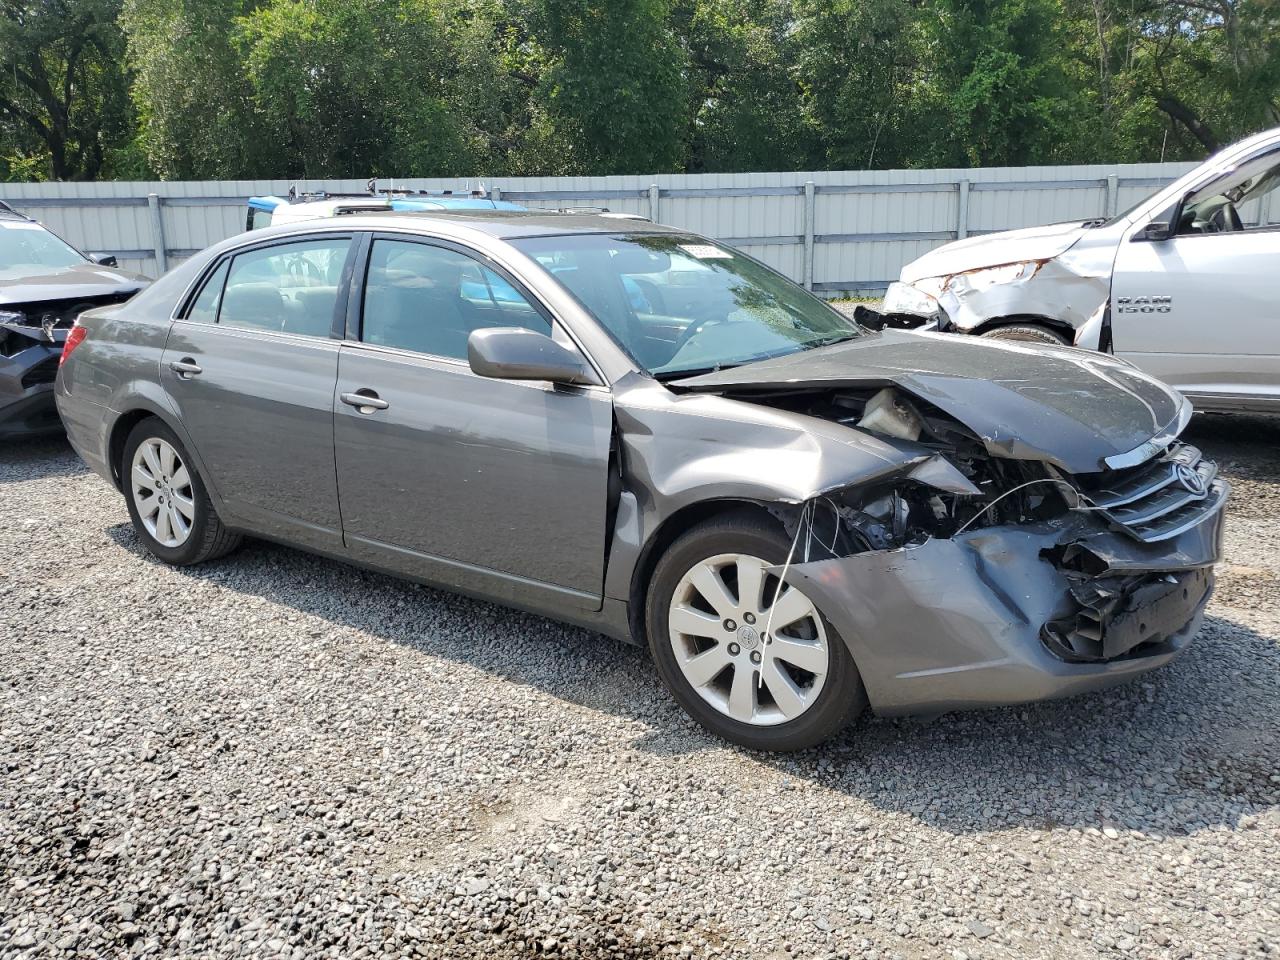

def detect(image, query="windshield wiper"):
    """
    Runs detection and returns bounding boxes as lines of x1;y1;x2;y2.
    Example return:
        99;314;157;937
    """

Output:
654;362;742;382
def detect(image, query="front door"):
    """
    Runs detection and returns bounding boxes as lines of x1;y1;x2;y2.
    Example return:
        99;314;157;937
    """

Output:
1111;145;1280;411
333;235;613;610
161;235;354;550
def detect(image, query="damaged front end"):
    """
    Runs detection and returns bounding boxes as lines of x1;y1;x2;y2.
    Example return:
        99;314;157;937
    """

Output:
704;384;1226;716
0;294;133;437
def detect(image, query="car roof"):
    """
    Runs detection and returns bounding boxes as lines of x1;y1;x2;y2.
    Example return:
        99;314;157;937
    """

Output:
307;209;689;240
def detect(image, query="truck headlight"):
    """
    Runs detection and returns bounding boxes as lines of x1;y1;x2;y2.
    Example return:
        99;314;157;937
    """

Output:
882;281;940;317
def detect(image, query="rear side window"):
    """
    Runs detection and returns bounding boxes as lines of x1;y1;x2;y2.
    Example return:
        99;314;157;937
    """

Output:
218;238;351;337
361;239;550;359
187;260;229;323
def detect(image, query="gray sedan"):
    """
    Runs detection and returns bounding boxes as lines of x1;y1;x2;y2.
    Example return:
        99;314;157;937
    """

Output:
56;212;1227;750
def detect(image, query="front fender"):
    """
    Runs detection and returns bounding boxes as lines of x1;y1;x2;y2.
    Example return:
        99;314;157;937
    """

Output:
603;379;935;603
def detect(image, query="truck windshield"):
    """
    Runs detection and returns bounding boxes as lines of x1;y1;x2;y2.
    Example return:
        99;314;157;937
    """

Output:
511;234;859;378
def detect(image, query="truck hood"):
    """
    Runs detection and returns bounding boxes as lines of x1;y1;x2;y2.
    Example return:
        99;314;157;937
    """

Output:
0;263;150;305
672;331;1185;474
900;221;1091;283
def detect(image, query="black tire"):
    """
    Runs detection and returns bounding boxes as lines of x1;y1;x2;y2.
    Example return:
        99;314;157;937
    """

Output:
645;509;867;751
121;417;241;566
979;323;1069;346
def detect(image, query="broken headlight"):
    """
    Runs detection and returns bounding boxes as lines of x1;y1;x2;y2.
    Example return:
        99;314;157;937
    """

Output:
882;281;940;317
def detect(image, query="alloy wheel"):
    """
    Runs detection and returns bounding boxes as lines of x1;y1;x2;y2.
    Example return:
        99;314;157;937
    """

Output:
668;552;830;726
130;437;195;548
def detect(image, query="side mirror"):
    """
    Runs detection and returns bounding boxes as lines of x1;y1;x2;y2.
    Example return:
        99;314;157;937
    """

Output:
89;252;118;267
468;327;598;386
1132;221;1171;243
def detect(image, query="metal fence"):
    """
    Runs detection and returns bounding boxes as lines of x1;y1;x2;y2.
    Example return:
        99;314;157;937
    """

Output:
2;162;1198;295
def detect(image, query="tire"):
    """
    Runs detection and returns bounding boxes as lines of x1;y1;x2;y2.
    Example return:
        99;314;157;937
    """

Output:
979;323;1069;346
121;417;241;566
645;509;867;751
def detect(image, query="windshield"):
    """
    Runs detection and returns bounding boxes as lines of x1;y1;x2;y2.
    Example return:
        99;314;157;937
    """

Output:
0;221;87;277
511;234;860;378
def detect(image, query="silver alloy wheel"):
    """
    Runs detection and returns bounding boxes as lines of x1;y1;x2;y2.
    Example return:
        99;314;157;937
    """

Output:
668;552;830;726
130;437;195;548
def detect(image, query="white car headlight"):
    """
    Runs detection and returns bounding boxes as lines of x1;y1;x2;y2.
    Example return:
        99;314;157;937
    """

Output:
882;281;939;317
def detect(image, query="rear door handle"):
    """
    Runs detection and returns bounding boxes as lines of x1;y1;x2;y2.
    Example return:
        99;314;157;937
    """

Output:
169;358;202;378
340;389;390;412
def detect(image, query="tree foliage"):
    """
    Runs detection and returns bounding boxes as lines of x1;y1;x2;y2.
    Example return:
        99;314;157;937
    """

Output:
3;0;1280;181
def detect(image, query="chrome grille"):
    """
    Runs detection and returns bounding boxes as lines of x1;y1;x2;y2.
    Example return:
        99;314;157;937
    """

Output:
1085;442;1228;543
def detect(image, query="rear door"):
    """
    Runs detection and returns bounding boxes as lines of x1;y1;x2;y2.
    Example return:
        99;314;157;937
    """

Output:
333;234;613;610
161;234;355;550
1111;144;1280;411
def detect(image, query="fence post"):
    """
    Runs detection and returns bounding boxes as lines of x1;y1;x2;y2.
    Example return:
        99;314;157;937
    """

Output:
956;179;970;240
1106;174;1119;217
147;194;168;274
803;181;815;291
648;184;661;223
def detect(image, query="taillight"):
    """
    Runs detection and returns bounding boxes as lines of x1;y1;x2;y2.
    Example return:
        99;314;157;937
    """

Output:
60;323;87;366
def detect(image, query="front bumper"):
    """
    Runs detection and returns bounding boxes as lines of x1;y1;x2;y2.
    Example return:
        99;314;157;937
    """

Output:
780;499;1226;716
0;337;64;438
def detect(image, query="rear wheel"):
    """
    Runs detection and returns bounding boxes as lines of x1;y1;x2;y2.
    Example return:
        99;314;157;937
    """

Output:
979;323;1069;346
122;418;241;565
646;510;866;751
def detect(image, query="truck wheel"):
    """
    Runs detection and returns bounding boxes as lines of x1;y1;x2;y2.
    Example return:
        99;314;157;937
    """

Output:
979;324;1069;346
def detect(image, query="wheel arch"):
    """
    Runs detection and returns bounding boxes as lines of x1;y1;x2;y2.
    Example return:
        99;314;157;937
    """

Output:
625;498;782;646
968;314;1076;342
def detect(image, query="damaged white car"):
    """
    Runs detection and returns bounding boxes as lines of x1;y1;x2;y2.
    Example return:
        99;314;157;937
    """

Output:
881;126;1280;413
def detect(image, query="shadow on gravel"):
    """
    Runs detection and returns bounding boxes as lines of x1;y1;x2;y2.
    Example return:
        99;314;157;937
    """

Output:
106;515;1280;840
0;434;85;482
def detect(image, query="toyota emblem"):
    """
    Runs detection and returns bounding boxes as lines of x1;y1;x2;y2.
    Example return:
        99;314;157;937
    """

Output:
1174;463;1207;497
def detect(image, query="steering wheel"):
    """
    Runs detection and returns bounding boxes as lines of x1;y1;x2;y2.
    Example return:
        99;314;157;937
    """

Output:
670;314;725;354
1207;201;1244;233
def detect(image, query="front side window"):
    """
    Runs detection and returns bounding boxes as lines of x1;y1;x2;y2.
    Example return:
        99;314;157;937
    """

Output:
0;222;87;279
1178;148;1280;235
361;239;551;359
187;260;229;323
510;234;859;378
219;238;351;337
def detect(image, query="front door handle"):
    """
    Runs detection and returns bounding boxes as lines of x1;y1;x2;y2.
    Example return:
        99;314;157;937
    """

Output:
169;358;202;378
340;389;390;413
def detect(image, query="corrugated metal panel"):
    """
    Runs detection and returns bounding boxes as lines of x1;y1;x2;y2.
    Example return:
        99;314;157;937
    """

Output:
0;161;1201;293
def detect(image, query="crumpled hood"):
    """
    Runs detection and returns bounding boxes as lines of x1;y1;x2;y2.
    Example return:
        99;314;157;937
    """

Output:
901;221;1090;283
0;263;150;305
672;331;1185;474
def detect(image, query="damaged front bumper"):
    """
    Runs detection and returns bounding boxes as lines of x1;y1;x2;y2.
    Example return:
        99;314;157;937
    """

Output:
778;498;1226;716
0;323;67;438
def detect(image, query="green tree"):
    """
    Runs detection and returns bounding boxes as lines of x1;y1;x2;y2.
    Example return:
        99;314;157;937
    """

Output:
674;0;812;172
529;0;689;174
792;0;930;169
0;0;134;180
121;0;266;178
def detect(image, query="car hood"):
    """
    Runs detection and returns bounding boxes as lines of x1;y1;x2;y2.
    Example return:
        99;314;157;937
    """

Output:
900;221;1090;283
0;263;150;305
672;331;1185;474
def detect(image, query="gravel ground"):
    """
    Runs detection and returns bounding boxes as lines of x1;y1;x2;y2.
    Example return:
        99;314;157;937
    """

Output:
2;416;1278;960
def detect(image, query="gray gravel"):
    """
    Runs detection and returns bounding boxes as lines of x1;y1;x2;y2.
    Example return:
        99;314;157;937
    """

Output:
2;415;1278;959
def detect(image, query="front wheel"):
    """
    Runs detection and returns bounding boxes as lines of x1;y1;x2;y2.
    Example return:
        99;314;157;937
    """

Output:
646;510;867;751
979;323;1069;346
122;417;241;565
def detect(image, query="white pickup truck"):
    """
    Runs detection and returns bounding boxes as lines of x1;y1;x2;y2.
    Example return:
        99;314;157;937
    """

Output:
882;127;1280;413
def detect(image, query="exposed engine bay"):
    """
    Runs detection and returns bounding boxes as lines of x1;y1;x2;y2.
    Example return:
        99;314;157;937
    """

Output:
681;382;1226;672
